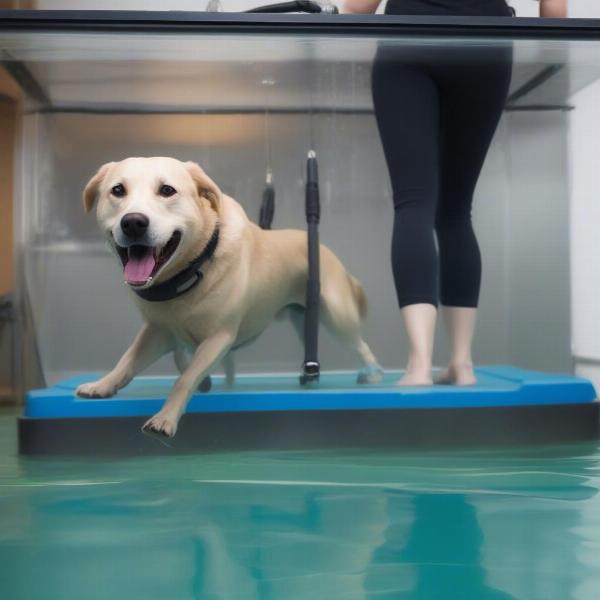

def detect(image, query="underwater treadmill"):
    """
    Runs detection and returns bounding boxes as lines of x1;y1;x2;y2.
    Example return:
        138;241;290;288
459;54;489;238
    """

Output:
4;10;600;455
18;367;599;455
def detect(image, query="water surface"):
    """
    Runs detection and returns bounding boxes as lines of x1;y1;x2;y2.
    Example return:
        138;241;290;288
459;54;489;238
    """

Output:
2;409;600;599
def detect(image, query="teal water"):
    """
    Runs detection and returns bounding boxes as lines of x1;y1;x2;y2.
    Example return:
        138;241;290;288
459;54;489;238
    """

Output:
2;409;600;599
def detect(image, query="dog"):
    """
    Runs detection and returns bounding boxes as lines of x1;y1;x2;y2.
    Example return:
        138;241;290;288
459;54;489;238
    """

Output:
76;157;384;438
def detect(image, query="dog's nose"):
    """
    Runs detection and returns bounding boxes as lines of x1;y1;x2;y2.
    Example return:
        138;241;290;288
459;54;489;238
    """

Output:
120;213;149;241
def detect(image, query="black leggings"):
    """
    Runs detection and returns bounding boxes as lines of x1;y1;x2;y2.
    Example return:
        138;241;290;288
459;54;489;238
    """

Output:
371;0;513;308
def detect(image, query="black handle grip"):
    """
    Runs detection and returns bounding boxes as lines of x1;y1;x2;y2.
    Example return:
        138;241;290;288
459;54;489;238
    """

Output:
247;1;335;14
305;153;320;223
259;182;275;229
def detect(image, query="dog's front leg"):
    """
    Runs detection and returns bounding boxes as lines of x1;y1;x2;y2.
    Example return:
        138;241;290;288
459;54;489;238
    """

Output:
142;330;235;439
76;324;174;398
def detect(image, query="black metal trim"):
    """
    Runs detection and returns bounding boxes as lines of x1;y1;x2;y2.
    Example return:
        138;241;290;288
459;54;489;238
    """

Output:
34;105;376;116
18;402;600;456
1;11;600;39
34;103;576;116
507;64;564;104
505;104;574;112
0;52;50;107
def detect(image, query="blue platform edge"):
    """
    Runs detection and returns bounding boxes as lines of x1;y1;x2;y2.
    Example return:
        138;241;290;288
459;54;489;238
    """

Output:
24;366;598;419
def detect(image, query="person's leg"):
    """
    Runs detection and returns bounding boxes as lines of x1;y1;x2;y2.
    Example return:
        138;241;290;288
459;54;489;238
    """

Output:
436;306;477;385
435;48;513;384
372;52;440;384
398;303;438;384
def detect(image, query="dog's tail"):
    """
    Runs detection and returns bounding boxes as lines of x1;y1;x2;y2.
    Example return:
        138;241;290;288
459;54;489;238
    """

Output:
348;274;368;320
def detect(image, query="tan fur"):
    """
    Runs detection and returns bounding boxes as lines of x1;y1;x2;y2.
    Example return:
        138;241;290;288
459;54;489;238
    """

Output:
184;161;222;216
349;274;368;320
76;157;383;438
83;161;114;213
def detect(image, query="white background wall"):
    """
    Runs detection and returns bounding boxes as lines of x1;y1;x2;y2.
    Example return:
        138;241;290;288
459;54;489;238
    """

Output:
570;79;600;388
512;0;600;17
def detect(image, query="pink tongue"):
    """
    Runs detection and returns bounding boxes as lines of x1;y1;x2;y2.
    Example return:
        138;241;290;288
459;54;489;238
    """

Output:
124;249;156;285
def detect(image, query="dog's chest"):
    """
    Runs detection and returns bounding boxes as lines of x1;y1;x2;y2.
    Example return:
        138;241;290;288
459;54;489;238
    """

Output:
136;295;226;347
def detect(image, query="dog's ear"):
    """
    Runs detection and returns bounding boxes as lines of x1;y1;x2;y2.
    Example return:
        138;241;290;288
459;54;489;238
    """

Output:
83;162;114;213
185;161;222;216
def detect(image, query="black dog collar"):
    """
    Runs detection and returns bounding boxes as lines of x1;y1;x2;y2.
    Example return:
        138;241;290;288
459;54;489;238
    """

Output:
132;224;220;303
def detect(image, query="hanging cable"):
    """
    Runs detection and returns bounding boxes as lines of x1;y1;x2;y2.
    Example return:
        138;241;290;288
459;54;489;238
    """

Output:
259;78;275;230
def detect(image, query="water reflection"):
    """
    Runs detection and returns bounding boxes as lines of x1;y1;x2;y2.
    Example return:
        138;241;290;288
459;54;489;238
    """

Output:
367;493;517;599
1;432;600;599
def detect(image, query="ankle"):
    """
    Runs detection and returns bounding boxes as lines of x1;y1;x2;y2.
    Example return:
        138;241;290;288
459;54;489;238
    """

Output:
406;357;432;375
398;370;433;386
448;360;474;371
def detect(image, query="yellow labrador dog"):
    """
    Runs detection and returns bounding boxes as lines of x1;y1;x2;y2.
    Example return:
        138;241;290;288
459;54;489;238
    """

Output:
77;157;383;438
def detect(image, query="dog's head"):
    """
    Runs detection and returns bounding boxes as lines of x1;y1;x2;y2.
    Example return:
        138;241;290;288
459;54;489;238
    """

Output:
83;157;221;289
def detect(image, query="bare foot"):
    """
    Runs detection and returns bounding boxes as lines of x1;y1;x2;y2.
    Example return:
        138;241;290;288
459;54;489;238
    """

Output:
396;369;433;386
436;364;477;386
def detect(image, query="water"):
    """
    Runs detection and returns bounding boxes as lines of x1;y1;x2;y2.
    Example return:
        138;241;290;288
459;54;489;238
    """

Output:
2;408;600;599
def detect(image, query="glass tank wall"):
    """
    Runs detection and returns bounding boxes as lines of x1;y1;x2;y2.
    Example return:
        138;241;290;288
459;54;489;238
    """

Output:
1;13;599;389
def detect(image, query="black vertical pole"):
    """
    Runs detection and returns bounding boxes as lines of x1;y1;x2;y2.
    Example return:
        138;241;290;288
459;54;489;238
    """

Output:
300;150;321;385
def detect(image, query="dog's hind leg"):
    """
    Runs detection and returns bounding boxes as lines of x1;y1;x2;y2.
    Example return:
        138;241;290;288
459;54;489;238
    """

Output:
319;285;384;384
287;304;307;345
174;345;212;393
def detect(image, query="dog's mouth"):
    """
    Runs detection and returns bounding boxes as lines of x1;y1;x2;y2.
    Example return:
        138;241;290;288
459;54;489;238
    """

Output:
116;231;182;287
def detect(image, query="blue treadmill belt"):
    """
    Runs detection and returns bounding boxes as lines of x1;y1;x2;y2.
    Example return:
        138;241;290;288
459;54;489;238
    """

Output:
25;366;597;419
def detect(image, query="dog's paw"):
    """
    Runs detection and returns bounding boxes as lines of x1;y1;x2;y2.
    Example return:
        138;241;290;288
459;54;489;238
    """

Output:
356;365;385;385
142;411;179;439
76;380;119;398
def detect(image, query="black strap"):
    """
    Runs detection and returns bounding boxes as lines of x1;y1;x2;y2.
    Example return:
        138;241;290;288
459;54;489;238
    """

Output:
133;225;220;303
259;182;275;230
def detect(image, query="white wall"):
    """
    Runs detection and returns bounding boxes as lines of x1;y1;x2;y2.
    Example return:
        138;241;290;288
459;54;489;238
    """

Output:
493;1;599;18
570;78;600;389
567;0;600;17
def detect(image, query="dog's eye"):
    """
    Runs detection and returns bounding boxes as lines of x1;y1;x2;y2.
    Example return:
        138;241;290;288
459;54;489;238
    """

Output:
111;184;126;198
159;184;177;198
